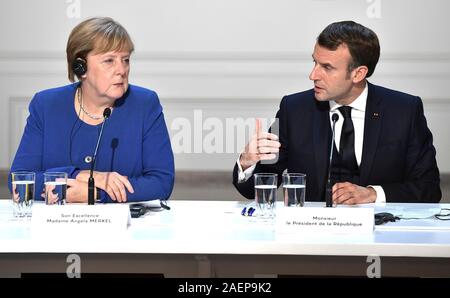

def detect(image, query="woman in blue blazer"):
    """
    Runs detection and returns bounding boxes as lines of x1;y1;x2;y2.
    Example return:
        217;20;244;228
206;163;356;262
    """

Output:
9;17;174;203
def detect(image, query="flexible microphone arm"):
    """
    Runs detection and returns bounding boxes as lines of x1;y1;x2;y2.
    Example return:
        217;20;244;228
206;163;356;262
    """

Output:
88;108;111;205
325;113;339;207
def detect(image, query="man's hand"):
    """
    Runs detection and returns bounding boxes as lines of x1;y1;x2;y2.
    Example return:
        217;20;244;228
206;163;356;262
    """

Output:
332;182;377;205
76;171;134;202
239;119;281;170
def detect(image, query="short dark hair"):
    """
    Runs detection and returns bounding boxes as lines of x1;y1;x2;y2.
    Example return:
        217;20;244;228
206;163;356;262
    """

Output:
317;21;380;78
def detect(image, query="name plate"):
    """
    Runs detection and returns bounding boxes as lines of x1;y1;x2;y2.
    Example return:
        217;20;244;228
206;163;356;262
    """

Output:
31;204;130;237
276;207;374;235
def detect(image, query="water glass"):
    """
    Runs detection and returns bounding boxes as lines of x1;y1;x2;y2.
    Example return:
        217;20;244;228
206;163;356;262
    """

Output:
11;172;35;217
254;173;277;218
283;173;306;207
44;172;67;205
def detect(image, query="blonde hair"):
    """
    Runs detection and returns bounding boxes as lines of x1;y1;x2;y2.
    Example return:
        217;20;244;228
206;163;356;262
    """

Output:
66;17;134;82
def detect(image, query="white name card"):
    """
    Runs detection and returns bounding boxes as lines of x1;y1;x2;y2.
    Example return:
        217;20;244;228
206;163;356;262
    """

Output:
276;207;374;235
31;204;130;237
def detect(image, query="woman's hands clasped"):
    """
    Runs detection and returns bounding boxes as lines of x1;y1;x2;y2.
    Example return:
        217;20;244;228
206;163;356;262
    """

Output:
76;170;134;202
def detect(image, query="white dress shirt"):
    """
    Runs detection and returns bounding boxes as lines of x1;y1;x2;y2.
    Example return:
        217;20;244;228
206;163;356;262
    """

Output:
237;83;386;203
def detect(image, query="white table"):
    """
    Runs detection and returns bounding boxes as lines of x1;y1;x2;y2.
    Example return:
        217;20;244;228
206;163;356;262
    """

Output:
1;200;450;277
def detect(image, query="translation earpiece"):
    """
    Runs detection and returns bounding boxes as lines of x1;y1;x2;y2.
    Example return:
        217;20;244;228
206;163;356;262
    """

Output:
72;57;87;77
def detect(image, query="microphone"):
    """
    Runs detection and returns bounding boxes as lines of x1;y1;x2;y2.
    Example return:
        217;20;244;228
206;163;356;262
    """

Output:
88;108;111;205
325;113;339;207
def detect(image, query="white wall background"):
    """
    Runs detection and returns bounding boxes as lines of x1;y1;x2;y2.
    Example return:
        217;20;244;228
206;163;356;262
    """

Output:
1;0;449;171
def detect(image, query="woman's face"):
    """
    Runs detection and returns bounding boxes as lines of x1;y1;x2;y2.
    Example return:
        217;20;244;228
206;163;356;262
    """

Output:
83;50;131;101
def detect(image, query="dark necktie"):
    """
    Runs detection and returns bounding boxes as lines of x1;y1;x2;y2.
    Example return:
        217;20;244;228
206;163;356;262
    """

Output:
338;106;358;172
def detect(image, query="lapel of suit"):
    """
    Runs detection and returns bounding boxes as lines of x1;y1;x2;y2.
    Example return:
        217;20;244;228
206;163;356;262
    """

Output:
360;82;383;185
313;100;331;197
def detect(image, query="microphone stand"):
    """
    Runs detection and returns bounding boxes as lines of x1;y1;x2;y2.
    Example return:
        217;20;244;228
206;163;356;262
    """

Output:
325;113;339;207
88;108;111;205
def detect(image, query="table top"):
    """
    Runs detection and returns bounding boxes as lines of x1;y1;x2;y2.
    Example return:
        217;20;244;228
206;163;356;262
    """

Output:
1;200;450;257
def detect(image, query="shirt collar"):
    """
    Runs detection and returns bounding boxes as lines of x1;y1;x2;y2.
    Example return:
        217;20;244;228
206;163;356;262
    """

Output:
329;82;368;112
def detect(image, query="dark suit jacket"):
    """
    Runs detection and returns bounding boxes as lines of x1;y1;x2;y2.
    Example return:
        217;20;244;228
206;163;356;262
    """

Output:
233;82;441;203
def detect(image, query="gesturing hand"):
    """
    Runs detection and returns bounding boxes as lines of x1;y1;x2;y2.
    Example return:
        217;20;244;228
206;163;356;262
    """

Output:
239;119;281;170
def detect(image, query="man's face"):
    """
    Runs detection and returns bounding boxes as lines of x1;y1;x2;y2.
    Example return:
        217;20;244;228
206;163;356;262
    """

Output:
309;43;355;104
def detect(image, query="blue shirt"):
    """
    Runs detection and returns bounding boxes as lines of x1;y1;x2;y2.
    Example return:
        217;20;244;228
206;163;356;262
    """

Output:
9;83;175;203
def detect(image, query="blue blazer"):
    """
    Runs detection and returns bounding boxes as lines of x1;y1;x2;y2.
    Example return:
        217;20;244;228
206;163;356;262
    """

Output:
233;82;441;203
9;83;175;203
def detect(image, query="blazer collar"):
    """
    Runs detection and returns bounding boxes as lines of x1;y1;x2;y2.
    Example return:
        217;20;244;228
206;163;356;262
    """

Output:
359;82;383;184
312;82;383;190
313;99;331;200
329;82;368;113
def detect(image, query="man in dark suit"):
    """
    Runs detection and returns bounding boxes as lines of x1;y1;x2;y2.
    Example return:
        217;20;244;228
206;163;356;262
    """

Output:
233;21;441;204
